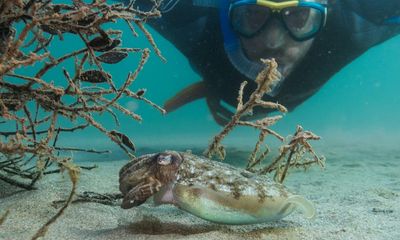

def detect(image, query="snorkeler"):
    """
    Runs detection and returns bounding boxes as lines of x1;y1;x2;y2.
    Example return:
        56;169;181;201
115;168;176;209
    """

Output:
117;0;400;125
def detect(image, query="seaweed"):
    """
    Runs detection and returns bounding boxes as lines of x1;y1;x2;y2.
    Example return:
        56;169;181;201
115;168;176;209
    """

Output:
0;0;165;238
205;59;325;183
0;0;165;190
31;162;79;240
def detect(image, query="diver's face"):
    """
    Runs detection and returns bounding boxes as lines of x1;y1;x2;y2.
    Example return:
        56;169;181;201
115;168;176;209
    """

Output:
237;0;324;82
240;22;313;81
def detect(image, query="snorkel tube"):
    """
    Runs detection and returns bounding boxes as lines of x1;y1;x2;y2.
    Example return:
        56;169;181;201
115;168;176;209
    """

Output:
219;0;267;88
219;0;286;96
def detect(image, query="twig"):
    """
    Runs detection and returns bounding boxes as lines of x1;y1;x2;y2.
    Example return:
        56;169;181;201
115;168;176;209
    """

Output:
204;59;323;183
52;191;123;207
204;59;286;159
31;163;80;240
0;173;37;190
53;147;110;154
44;164;97;175
0;209;10;226
135;20;166;62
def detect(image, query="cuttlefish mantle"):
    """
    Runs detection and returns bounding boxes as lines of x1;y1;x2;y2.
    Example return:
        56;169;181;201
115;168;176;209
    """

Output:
119;151;315;225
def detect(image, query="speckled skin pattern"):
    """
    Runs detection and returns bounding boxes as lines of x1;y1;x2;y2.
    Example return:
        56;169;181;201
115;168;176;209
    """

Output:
119;151;315;224
175;152;288;199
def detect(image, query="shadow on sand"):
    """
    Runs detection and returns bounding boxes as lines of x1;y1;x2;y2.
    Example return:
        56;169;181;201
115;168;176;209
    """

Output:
126;215;224;235
125;215;299;237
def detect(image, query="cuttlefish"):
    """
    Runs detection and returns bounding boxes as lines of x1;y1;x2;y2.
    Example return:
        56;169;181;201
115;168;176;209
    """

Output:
119;151;315;225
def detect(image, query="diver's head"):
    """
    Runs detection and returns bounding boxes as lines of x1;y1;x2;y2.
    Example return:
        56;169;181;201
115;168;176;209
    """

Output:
221;0;327;95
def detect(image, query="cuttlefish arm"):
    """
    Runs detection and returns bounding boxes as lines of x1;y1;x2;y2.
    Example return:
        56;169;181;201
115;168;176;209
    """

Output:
121;179;162;209
119;152;183;209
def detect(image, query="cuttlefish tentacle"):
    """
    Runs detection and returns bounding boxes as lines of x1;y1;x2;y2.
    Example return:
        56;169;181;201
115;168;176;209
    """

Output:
121;178;162;209
119;151;316;225
119;151;183;208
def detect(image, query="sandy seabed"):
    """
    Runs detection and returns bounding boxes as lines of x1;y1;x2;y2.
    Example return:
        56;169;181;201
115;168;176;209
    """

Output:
1;143;399;240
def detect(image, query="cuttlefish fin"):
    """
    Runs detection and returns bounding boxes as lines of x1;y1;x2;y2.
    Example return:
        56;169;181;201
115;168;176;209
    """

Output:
286;195;316;219
164;81;207;113
121;180;162;209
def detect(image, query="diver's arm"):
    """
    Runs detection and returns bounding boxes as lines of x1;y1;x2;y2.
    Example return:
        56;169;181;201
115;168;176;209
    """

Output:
343;0;400;24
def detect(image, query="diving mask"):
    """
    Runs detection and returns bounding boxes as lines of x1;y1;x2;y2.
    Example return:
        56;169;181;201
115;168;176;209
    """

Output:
229;0;327;41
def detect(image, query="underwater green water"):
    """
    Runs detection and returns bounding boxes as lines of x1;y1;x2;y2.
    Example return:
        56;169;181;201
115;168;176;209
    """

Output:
52;23;400;160
1;4;400;239
6;4;400;160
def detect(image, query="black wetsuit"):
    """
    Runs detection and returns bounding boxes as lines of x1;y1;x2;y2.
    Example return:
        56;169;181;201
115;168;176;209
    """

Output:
118;0;400;123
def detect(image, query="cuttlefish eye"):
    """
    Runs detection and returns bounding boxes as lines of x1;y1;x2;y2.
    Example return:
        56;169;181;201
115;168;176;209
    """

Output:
157;154;173;165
